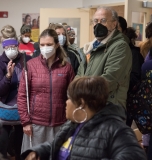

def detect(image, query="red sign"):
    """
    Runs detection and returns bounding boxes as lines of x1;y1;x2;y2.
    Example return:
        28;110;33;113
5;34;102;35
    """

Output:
0;12;8;18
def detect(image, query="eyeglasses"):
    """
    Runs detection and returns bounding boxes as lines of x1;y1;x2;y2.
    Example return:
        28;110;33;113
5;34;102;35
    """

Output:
69;34;76;38
4;45;16;49
92;18;115;25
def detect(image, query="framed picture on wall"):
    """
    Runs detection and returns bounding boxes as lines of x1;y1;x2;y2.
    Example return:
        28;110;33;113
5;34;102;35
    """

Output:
22;13;40;42
132;23;143;41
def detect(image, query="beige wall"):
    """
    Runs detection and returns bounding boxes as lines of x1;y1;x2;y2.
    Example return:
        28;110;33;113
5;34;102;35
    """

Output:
112;5;124;17
40;6;124;46
125;0;152;40
89;8;96;41
40;8;89;47
82;0;124;7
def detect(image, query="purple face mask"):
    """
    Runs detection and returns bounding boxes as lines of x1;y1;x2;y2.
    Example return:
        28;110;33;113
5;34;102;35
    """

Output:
2;39;18;48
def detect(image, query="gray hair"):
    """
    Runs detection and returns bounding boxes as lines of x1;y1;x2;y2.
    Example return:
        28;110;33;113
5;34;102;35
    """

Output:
97;6;118;22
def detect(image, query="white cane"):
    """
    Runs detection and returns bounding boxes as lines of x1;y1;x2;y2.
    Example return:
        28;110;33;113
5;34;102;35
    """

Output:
23;52;32;148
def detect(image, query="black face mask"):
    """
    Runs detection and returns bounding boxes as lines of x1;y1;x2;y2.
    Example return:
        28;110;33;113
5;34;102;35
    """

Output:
94;23;108;38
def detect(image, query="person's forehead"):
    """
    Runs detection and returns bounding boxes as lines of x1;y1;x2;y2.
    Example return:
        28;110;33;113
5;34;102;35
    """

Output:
24;32;31;36
4;44;16;48
56;28;65;33
40;36;54;42
94;9;112;19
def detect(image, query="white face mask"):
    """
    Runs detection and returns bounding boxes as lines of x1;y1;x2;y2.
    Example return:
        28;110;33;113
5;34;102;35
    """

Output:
40;46;55;59
22;37;30;43
5;47;18;60
58;35;66;46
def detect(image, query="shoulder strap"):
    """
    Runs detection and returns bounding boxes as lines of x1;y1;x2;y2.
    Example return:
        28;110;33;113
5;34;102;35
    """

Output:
68;47;81;63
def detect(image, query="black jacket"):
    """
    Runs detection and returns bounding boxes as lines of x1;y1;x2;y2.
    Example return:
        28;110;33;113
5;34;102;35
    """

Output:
21;103;146;160
32;42;40;58
129;43;144;92
63;46;79;74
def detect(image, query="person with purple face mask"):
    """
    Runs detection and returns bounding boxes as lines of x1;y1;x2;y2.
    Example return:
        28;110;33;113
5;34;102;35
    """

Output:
0;25;31;160
17;29;75;153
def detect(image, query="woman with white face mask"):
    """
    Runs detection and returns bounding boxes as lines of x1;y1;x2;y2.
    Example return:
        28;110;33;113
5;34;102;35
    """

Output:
49;24;80;74
18;25;35;56
17;29;75;153
0;25;31;160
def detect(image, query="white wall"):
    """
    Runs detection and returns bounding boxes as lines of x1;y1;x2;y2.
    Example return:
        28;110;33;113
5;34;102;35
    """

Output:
0;0;83;36
82;0;124;7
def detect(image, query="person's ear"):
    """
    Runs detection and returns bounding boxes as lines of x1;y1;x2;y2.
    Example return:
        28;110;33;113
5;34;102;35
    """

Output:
80;98;85;106
112;21;117;30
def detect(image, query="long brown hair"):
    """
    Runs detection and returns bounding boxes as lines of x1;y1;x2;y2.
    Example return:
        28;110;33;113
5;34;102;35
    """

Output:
49;23;69;48
39;29;67;66
141;22;152;58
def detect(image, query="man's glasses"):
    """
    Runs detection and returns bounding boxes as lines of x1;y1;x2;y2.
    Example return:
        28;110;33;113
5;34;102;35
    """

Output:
92;18;115;25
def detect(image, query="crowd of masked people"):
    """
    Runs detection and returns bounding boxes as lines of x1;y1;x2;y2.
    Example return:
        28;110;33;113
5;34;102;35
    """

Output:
0;6;152;160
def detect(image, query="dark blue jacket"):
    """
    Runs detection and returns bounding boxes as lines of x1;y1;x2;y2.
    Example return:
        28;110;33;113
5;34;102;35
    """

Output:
0;52;31;105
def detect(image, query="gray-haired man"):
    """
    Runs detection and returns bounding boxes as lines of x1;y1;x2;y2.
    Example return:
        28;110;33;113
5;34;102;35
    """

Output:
76;7;132;115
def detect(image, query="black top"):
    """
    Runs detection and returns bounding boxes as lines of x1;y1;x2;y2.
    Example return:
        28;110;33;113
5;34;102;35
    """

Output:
129;43;144;92
63;46;79;74
22;103;146;160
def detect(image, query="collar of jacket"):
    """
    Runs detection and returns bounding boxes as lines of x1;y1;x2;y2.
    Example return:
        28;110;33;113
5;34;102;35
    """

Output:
83;29;116;55
84;29;129;55
93;30;130;53
38;54;61;69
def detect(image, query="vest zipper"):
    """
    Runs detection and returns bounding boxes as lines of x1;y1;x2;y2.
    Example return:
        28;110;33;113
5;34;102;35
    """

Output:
49;70;52;125
31;94;36;115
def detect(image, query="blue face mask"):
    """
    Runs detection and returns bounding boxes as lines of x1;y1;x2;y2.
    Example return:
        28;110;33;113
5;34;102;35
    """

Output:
58;35;66;46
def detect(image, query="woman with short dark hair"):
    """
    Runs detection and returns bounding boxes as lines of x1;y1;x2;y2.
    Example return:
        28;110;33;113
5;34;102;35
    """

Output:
22;77;146;160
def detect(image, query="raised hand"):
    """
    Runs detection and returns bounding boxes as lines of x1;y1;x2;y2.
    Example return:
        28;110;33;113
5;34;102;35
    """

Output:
7;60;15;77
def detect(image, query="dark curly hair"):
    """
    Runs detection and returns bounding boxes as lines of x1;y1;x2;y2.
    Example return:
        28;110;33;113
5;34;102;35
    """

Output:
126;27;137;41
